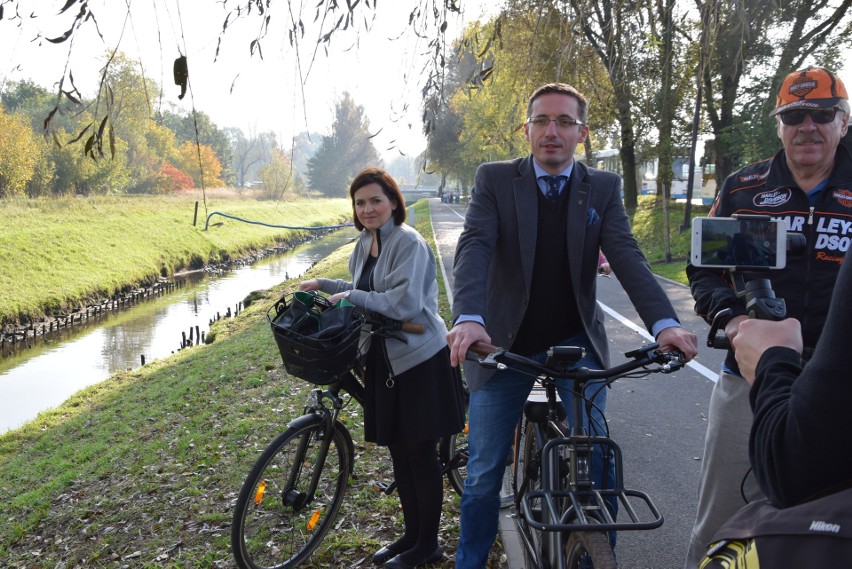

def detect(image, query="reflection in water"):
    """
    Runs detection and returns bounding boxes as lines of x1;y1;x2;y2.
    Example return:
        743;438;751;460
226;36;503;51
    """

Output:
0;228;357;433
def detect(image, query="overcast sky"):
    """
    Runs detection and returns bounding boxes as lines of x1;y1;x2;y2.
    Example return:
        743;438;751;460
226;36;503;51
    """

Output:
0;1;494;161
1;1;849;163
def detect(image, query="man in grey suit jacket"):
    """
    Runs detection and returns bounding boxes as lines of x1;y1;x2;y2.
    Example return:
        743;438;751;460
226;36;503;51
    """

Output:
447;83;698;569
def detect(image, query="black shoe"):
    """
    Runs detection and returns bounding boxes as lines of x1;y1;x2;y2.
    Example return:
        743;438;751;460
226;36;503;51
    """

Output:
372;545;401;565
383;547;443;569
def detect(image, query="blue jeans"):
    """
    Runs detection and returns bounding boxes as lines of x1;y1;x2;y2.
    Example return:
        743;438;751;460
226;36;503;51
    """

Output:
455;332;615;569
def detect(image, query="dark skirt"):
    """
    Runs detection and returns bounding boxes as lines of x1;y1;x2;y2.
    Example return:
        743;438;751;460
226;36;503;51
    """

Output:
364;340;466;446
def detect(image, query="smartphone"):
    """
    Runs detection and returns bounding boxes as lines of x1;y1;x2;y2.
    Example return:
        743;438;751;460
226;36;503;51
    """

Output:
691;216;786;269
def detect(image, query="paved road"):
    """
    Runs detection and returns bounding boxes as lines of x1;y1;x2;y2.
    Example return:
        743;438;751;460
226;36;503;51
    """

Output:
429;198;726;569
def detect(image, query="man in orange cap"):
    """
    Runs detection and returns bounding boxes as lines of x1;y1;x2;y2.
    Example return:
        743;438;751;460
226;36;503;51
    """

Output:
684;66;851;567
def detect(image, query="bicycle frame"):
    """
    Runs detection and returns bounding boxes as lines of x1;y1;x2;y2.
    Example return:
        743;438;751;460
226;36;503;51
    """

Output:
282;371;365;508
474;343;680;569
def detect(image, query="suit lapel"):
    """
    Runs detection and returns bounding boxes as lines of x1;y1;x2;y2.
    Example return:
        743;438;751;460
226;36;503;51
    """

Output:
514;157;538;295
567;163;591;291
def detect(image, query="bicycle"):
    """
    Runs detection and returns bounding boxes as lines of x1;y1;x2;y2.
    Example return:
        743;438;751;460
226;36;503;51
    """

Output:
467;341;685;568
231;292;469;569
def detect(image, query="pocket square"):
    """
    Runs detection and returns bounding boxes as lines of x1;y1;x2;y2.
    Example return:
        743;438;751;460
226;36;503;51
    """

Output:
587;208;601;226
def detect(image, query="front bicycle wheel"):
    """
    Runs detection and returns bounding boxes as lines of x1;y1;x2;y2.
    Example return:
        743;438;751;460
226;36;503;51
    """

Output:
564;531;617;569
231;420;353;569
516;419;545;568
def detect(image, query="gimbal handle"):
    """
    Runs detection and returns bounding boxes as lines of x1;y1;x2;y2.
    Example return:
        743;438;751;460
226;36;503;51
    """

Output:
706;271;786;349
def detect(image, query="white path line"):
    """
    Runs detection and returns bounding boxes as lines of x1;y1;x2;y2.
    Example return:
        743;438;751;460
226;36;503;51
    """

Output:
444;203;466;220
430;205;454;308
597;301;718;381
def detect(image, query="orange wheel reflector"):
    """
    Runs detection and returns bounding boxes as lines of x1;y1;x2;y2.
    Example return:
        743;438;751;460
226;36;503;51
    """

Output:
464;423;469;435
254;481;267;505
307;509;321;531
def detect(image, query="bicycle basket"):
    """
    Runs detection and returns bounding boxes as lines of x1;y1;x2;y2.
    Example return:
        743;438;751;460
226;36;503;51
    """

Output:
268;291;365;385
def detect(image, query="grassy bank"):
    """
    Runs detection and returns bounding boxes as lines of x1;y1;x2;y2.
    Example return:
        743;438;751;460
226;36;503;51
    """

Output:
0;199;507;568
630;197;710;284
0;191;351;326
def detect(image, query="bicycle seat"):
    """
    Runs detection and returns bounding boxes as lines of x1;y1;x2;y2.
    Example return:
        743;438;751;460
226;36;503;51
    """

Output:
524;399;567;424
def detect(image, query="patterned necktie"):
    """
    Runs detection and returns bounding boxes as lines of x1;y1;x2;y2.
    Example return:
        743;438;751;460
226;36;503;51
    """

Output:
541;175;567;203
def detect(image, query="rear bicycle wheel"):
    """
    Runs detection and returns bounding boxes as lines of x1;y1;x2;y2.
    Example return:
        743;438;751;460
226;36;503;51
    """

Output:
564;530;617;569
231;420;353;569
443;429;468;496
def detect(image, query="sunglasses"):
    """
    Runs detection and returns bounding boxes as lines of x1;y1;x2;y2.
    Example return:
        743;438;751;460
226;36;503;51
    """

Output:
779;107;838;126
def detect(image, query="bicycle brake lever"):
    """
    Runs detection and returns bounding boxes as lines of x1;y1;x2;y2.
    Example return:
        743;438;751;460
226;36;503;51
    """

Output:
658;351;685;373
480;349;507;369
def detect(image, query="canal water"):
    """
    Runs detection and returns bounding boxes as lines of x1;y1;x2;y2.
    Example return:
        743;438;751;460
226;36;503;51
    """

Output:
0;228;358;433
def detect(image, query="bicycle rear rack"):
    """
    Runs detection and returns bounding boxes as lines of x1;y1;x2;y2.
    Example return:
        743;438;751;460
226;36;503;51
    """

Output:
520;434;664;532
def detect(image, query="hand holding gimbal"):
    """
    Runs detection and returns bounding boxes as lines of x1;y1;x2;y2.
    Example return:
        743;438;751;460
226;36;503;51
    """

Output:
706;272;787;350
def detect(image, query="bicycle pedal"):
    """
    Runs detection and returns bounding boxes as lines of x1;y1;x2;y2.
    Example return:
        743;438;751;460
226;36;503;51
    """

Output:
371;481;390;492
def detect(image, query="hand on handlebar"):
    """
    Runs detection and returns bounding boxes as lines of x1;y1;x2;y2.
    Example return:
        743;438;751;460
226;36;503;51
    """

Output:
447;321;491;367
655;326;698;362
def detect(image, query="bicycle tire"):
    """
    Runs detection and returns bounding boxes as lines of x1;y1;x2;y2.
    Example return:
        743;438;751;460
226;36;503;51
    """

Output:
442;430;467;496
231;419;353;569
517;419;544;568
564;530;617;569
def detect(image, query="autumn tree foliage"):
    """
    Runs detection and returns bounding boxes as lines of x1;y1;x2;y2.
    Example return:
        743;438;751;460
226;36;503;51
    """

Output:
0;106;45;198
176;141;225;189
160;163;195;192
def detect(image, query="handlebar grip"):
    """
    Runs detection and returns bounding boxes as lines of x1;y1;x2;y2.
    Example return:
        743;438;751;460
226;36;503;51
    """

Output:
467;341;502;358
401;322;425;334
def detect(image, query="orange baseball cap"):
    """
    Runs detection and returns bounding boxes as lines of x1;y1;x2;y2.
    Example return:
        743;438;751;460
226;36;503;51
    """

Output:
769;66;848;117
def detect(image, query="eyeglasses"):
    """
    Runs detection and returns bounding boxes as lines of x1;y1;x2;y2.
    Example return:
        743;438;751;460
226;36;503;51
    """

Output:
527;115;585;129
779;108;838;126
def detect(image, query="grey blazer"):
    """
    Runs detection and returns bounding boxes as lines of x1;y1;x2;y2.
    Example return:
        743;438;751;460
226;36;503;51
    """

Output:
452;155;680;392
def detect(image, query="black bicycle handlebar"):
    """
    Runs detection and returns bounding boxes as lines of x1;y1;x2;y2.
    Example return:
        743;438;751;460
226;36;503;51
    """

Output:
467;341;684;381
366;315;425;336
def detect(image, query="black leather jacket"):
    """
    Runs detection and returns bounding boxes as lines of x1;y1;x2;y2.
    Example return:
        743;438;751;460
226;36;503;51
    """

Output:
687;145;852;373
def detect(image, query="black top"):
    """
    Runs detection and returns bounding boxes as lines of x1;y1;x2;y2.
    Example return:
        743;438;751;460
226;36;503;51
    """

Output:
513;186;582;355
357;254;378;292
750;253;852;507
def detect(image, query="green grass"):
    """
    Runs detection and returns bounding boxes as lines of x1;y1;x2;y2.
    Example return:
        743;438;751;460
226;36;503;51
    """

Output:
629;197;711;284
0;190;351;326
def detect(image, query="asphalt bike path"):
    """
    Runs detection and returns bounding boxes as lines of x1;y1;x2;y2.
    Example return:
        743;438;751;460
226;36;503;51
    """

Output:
429;198;725;568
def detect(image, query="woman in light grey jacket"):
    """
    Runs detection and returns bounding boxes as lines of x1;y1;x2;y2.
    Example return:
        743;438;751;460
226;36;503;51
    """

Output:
300;168;464;569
